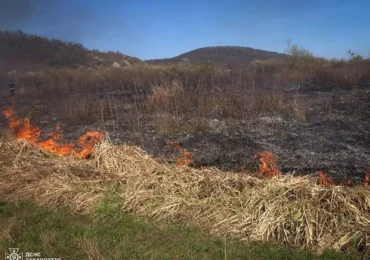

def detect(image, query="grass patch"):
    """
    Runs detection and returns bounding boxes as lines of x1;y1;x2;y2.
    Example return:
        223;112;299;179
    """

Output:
0;200;354;260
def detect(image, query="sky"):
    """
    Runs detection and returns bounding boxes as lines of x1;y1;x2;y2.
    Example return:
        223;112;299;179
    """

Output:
0;0;369;60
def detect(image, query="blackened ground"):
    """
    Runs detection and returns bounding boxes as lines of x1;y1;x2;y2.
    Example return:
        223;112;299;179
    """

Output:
1;83;369;182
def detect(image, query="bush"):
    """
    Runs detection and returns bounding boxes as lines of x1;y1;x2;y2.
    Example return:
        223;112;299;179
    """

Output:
285;42;314;70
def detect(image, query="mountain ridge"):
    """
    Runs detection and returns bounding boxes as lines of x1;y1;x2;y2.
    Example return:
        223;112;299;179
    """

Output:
146;46;287;68
0;30;143;71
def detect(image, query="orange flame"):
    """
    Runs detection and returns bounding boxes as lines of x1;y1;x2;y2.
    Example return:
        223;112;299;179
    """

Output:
319;171;335;187
3;107;104;159
365;173;370;186
318;171;353;187
177;149;193;166
168;141;193;167
254;152;281;178
3;107;40;143
78;131;105;159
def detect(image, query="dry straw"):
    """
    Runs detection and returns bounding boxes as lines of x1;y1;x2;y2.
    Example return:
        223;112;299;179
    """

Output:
1;136;369;253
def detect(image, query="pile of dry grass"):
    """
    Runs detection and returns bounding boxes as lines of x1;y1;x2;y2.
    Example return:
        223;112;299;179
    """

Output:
94;141;370;252
1;136;369;253
0;135;109;213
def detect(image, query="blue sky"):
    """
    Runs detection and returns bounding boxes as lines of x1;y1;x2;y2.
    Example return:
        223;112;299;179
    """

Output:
1;0;369;60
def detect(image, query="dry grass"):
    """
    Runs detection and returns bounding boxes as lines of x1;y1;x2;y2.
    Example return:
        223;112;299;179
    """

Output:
0;136;369;254
147;80;187;113
0;136;110;213
10;56;370;135
61;94;101;124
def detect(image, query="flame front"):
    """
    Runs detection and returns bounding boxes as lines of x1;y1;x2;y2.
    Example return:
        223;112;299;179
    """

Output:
365;173;370;186
3;107;40;143
78;131;105;159
3;107;104;159
319;171;335;186
254;152;281;178
178;149;193;166
168;141;193;167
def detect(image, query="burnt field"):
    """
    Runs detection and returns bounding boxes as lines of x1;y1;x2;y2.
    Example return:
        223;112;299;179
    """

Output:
0;63;370;182
115;83;370;180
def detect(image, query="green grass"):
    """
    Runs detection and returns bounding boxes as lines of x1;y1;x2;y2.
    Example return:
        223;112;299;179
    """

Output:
0;199;358;260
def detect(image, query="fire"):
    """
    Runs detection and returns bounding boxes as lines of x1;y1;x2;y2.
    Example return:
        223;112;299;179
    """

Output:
319;171;335;187
78;131;105;159
319;171;355;187
254;152;281;178
3;107;40;143
168;141;193;167
2;107;104;159
177;149;193;166
365;173;370;186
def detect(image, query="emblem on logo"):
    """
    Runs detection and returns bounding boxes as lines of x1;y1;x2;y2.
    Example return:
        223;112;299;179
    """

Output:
5;248;23;260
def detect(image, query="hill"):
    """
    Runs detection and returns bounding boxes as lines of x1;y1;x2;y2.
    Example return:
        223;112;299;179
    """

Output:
146;46;287;68
0;30;143;71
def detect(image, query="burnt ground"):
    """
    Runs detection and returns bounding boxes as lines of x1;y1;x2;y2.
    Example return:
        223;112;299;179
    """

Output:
1;83;370;182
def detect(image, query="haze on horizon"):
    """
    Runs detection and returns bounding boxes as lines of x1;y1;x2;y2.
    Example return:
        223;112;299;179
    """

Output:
0;0;369;60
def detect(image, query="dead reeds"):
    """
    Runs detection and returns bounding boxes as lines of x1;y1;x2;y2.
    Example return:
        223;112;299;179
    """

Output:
0;136;369;253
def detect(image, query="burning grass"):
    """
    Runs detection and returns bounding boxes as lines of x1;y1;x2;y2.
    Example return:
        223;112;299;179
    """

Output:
365;173;370;186
254;152;281;178
0;136;369;255
168;141;194;166
2;107;104;158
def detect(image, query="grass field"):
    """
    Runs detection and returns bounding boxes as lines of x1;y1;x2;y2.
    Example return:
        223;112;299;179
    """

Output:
0;199;355;260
